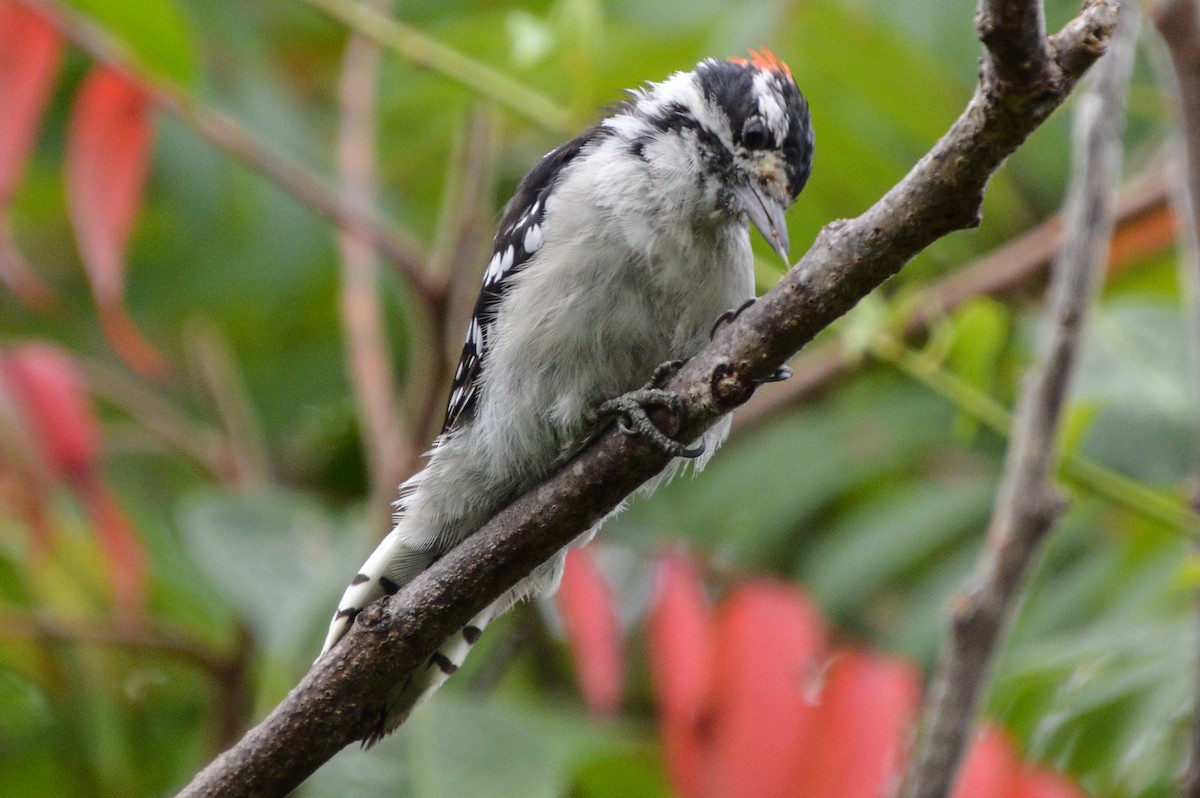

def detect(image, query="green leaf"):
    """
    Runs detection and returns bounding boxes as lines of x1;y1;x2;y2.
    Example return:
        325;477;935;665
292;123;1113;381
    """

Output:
1070;302;1196;483
802;473;995;617
609;374;955;567
945;297;1010;441
1059;401;1100;459
176;491;367;661
302;697;631;798
573;749;672;798
65;0;197;84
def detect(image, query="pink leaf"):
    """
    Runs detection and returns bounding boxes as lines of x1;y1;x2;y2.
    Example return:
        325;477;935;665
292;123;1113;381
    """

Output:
0;1;62;206
952;725;1021;798
1;342;146;615
648;550;713;724
799;648;922;798
66;67;166;377
0;449;54;557
647;550;713;798
953;726;1086;798
77;478;147;620
708;581;826;798
0;1;62;309
557;546;624;716
2;342;100;482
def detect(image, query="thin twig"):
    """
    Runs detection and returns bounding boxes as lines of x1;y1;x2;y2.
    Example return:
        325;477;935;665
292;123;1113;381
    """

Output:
0;219;58;310
0;610;253;750
899;6;1138;797
0;611;232;679
735;159;1176;432
28;0;443;315
428;109;500;282
1154;1;1200;234
176;1;1119;794
77;358;232;482
868;332;1200;535
334;0;408;531
299;0;573;134
1149;1;1200;793
412;109;501;456
183;321;272;490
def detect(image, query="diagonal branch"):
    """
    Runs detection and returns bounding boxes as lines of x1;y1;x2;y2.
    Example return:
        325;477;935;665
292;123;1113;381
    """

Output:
1149;1;1200;794
177;1;1119;795
334;0;408;532
978;0;1053;86
734;158;1177;432
299;0;573;134
29;0;442;315
900;5;1138;797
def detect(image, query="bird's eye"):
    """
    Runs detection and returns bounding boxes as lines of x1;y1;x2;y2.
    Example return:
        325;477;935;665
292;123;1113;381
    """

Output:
742;119;769;150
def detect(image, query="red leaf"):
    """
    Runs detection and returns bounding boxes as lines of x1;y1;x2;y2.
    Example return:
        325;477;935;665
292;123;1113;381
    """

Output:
952;726;1086;798
0;2;62;309
1;342;146;615
557;546;624;716
77;478;146;619
647;550;713;798
1;342;100;482
799;649;922;798
1014;765;1086;798
708;581;826;798
649;551;713;724
0;1;62;206
0;451;55;557
952;725;1021;798
66;67;166;377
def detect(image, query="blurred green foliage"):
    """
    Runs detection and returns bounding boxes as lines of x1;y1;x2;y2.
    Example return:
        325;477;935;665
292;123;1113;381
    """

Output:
0;0;1196;796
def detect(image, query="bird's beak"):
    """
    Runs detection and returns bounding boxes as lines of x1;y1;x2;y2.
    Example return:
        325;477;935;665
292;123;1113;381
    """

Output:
736;180;791;266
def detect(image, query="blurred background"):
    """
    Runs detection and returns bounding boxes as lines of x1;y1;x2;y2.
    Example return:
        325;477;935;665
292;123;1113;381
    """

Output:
0;0;1195;795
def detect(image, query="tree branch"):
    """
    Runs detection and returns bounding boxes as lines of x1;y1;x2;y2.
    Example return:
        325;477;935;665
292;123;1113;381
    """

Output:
1149;1;1200;793
0;612;253;750
29;0;443;316
734;158;1176;432
334;0;408;532
978;0;1052;86
1154;1;1200;236
299;0;573;134
900;6;1138;797
177;1;1119;794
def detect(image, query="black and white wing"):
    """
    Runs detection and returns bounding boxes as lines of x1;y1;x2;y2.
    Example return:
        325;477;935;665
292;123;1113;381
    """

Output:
440;128;606;434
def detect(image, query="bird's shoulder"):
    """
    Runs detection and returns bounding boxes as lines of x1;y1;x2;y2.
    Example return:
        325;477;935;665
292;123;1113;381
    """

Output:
441;124;614;434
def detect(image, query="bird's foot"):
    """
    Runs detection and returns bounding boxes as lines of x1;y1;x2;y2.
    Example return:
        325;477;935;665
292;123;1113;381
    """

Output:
598;360;704;459
710;297;757;338
752;365;792;385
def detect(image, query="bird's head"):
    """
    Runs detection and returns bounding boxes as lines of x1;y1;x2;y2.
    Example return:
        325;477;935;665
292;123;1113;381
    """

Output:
608;50;814;264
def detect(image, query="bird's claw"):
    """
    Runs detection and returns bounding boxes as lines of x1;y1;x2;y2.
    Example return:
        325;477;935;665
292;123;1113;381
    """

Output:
648;359;686;387
710;298;757;339
751;365;792;385
598;360;705;459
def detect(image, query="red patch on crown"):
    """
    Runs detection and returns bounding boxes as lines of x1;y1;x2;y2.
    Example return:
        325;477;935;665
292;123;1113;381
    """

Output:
728;48;792;80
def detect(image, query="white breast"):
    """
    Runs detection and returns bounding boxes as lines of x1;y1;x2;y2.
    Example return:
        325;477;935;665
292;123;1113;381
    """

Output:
475;134;754;471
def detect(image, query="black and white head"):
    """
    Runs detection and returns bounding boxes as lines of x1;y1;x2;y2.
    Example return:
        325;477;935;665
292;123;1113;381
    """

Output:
607;49;814;262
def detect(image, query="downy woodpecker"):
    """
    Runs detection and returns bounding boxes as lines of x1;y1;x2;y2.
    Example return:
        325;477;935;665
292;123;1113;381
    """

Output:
322;50;813;742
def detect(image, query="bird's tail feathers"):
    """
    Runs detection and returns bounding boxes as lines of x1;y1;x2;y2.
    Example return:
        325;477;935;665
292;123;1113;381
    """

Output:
320;527;435;656
363;604;497;746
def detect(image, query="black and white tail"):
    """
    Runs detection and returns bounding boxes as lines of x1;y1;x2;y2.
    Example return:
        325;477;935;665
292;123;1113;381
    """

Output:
319;514;498;740
319;496;571;742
